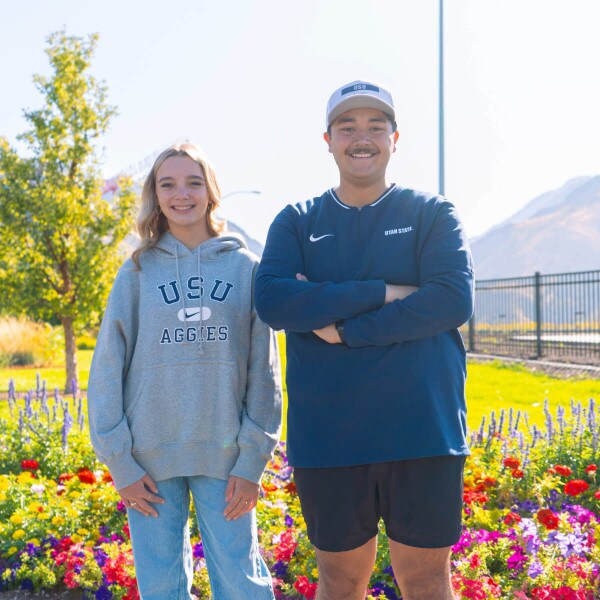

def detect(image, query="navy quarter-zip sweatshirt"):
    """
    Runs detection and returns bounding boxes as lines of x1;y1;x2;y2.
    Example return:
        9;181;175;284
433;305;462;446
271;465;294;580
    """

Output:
255;184;474;467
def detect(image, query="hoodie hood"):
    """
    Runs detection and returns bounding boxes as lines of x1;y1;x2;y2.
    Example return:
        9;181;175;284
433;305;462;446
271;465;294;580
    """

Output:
154;231;248;260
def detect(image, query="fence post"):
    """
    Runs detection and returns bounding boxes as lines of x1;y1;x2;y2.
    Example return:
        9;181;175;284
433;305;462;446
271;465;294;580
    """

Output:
468;314;475;352
534;271;542;358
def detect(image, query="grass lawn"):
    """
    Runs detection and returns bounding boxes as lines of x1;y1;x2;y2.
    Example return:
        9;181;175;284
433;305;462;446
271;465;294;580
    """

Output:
1;336;599;440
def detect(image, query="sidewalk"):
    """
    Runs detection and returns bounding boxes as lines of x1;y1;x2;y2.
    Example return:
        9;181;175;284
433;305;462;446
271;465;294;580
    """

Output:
468;352;600;379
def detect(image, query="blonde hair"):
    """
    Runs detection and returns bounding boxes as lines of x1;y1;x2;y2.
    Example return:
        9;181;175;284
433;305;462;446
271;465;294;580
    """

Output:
132;142;225;269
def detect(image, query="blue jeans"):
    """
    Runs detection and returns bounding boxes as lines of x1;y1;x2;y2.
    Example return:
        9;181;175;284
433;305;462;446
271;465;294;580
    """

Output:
127;475;274;600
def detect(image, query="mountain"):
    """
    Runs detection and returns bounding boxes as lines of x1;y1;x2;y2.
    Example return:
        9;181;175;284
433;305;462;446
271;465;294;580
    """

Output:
470;176;600;280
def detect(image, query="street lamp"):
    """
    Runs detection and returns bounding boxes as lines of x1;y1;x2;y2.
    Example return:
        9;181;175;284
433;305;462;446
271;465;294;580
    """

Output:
439;0;445;196
221;190;261;200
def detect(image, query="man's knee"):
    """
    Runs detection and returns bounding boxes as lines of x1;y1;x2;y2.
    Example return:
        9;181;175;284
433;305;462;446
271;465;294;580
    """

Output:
398;570;454;600
315;541;376;600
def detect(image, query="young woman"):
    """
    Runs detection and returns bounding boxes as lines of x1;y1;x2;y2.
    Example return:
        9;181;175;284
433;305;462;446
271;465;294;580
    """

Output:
88;142;282;599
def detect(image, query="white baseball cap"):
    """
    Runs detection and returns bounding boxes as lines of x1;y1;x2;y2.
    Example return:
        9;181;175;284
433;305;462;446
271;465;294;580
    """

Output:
325;80;396;129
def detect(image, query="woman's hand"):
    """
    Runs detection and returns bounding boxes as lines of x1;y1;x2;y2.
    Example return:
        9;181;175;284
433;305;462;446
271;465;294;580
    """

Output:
118;474;165;517
223;475;259;521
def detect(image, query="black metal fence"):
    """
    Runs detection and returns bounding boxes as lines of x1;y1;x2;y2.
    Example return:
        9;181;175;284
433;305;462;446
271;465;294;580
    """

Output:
463;270;600;364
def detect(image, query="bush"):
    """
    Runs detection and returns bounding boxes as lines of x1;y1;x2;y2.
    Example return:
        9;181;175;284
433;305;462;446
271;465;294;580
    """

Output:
0;317;62;368
76;332;97;351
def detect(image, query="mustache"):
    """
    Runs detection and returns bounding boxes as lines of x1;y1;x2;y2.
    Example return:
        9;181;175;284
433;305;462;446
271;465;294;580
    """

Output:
346;147;378;154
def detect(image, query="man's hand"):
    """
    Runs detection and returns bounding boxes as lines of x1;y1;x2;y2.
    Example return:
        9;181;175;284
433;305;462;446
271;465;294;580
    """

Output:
385;284;419;303
313;323;342;344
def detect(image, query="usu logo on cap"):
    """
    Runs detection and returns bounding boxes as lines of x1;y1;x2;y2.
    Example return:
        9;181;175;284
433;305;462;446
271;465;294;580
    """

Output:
326;80;395;129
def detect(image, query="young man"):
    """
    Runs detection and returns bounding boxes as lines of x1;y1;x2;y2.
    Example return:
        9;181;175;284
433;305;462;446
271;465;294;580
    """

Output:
255;80;474;600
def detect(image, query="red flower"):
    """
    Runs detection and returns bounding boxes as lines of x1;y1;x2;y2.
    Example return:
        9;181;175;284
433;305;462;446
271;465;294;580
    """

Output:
594;490;600;500
503;457;520;470
585;464;597;475
564;479;589;497
294;576;318;600
262;482;278;493
59;473;74;483
284;481;297;494
482;476;497;488
463;488;489;505
77;468;96;484
102;471;114;483
469;554;481;569
504;512;522;526
21;459;39;471
537;508;559;530
273;529;298;562
512;469;524;479
554;464;572;477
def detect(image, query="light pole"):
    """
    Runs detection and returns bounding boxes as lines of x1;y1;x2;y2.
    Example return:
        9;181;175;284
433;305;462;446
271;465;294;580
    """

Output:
221;190;261;200
439;0;445;197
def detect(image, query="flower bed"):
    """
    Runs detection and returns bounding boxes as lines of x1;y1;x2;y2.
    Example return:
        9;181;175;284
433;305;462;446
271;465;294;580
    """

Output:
0;380;599;599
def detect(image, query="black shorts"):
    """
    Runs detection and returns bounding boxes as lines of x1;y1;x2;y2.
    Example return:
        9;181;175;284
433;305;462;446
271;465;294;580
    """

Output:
293;455;466;552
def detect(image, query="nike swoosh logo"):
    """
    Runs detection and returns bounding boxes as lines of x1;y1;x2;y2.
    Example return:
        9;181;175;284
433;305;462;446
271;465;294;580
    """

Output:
177;307;212;322
309;233;335;242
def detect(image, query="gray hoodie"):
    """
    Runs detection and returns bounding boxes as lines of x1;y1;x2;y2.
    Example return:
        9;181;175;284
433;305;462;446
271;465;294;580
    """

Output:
87;232;282;490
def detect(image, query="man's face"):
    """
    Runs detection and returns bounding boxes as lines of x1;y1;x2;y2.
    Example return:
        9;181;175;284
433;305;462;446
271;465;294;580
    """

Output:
324;107;399;184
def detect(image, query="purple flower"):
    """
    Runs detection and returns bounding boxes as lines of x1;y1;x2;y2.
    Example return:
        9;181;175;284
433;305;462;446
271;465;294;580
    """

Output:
95;585;112;600
528;560;544;578
284;514;294;528
517;518;538;537
370;583;400;599
272;560;288;577
507;546;528;571
193;542;204;559
474;529;501;544
94;549;109;567
555;531;586;557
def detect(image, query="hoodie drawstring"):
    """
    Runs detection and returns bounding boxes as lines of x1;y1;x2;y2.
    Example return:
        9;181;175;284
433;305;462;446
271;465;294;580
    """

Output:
197;248;204;354
174;244;204;353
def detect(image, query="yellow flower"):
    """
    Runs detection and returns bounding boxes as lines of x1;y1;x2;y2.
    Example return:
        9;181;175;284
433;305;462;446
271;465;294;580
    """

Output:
27;538;40;546
6;547;18;557
71;534;82;543
12;530;26;540
311;568;319;579
27;503;43;513
85;540;95;548
17;472;34;484
77;528;89;536
0;476;11;491
9;514;23;524
52;516;65;526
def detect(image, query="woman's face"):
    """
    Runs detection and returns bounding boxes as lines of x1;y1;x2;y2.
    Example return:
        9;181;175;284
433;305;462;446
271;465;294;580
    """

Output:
155;155;211;238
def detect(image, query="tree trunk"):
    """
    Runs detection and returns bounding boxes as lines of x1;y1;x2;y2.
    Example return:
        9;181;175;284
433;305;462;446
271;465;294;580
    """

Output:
62;317;78;394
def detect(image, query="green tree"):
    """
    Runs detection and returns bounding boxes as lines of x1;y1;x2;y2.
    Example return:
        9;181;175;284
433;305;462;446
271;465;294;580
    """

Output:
0;30;136;391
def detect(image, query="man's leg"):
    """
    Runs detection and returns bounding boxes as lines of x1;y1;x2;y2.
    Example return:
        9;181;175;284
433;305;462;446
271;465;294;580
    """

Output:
378;456;465;600
293;465;380;600
315;535;378;600
389;540;455;600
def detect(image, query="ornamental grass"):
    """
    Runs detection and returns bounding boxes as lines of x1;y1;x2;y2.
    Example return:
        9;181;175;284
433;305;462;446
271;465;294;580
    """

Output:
0;380;599;599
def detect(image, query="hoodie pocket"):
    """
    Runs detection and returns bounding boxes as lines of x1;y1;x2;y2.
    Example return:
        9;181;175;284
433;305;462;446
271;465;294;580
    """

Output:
126;360;243;453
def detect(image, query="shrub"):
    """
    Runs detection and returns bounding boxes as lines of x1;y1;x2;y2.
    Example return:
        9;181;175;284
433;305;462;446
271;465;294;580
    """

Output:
0;317;62;368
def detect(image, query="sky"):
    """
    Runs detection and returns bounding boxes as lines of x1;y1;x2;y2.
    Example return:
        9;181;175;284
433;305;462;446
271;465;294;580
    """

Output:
1;0;599;244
